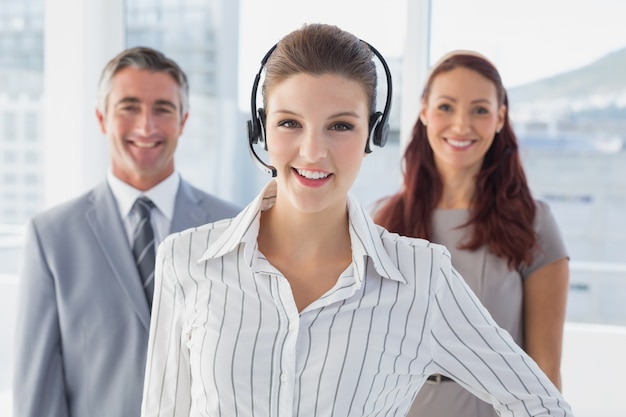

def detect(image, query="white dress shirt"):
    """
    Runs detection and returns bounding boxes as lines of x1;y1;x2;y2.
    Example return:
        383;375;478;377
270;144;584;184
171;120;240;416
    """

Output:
107;170;180;246
141;181;574;417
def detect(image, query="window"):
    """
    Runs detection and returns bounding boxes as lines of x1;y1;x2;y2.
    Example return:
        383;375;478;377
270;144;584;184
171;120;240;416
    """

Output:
23;112;38;141
0;1;43;411
0;0;44;227
3;151;17;164
23;173;38;184
23;150;38;163
3;112;17;141
3;172;17;183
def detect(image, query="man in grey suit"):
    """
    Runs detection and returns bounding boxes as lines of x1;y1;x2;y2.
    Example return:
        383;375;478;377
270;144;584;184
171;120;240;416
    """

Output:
12;47;241;417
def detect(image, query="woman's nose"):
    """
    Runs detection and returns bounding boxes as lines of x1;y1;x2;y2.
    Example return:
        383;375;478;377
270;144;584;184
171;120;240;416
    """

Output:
451;112;471;134
300;129;328;161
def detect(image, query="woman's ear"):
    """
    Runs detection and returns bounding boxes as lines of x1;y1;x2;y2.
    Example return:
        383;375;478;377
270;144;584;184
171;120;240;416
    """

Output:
419;104;428;127
496;104;506;133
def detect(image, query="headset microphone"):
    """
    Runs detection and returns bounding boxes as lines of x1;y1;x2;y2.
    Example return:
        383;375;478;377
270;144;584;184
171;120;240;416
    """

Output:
246;40;392;176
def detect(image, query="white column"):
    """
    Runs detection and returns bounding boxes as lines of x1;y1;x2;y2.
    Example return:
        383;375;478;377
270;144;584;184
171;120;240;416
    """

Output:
400;0;431;152
214;0;246;203
43;0;124;207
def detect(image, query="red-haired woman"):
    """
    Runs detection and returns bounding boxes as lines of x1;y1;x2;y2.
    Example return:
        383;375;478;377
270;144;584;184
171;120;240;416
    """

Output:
374;50;570;417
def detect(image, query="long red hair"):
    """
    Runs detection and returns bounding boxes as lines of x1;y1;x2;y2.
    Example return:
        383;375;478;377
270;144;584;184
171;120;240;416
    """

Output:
374;53;537;269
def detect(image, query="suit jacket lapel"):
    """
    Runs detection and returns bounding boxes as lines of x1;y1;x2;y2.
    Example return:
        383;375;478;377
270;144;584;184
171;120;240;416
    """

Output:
85;182;151;330
170;180;211;233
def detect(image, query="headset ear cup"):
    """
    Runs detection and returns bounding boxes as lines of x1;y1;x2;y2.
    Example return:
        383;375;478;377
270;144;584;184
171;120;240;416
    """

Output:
257;108;268;150
247;118;259;144
376;121;389;148
366;112;382;153
246;109;266;146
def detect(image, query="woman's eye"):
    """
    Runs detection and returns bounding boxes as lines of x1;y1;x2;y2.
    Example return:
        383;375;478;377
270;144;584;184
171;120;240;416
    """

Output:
474;107;489;115
437;103;452;112
278;120;300;128
330;122;353;131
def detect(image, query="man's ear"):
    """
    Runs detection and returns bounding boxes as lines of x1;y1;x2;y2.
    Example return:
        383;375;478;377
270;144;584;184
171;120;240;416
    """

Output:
179;112;189;135
96;108;107;134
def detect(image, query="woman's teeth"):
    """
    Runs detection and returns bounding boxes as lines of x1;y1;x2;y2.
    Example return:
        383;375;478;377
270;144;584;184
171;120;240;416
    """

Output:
447;138;472;148
296;169;330;179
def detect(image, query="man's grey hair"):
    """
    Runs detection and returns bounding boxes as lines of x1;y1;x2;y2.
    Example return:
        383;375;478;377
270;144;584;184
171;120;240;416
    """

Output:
96;46;189;116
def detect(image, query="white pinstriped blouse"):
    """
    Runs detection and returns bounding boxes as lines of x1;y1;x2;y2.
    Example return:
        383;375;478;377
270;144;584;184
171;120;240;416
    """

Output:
141;181;573;417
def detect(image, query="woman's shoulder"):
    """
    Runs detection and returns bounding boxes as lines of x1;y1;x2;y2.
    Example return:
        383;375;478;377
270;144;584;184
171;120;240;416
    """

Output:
160;217;236;250
376;223;451;259
532;198;561;232
533;198;551;212
519;199;568;275
373;224;456;290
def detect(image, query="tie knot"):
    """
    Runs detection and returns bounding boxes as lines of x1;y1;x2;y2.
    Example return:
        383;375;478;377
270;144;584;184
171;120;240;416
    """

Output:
133;196;155;219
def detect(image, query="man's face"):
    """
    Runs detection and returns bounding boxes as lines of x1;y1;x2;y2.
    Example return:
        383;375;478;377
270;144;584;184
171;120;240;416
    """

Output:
96;66;188;191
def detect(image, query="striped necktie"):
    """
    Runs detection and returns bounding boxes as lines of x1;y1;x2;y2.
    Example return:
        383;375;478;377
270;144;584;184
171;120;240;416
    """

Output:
132;196;156;308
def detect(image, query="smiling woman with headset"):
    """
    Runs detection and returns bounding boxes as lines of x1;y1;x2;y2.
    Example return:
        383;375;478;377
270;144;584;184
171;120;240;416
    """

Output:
139;23;574;417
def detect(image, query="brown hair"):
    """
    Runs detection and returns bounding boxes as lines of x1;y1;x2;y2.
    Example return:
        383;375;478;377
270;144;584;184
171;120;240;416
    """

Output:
374;52;537;269
262;23;377;114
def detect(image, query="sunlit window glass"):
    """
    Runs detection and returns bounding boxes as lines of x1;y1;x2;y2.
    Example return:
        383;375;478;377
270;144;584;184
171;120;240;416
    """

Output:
0;1;43;411
0;0;44;226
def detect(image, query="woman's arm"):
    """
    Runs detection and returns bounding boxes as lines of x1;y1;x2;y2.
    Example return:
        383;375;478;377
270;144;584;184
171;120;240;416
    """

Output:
429;250;574;416
523;258;570;390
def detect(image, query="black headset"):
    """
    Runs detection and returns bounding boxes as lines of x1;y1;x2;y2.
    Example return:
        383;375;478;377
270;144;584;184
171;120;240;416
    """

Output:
246;40;393;177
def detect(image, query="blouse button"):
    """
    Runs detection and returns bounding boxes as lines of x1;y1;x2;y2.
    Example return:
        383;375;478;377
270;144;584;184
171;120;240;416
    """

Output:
280;373;288;382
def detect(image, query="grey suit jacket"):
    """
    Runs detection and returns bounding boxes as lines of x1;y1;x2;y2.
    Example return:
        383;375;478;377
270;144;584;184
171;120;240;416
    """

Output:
12;179;241;417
